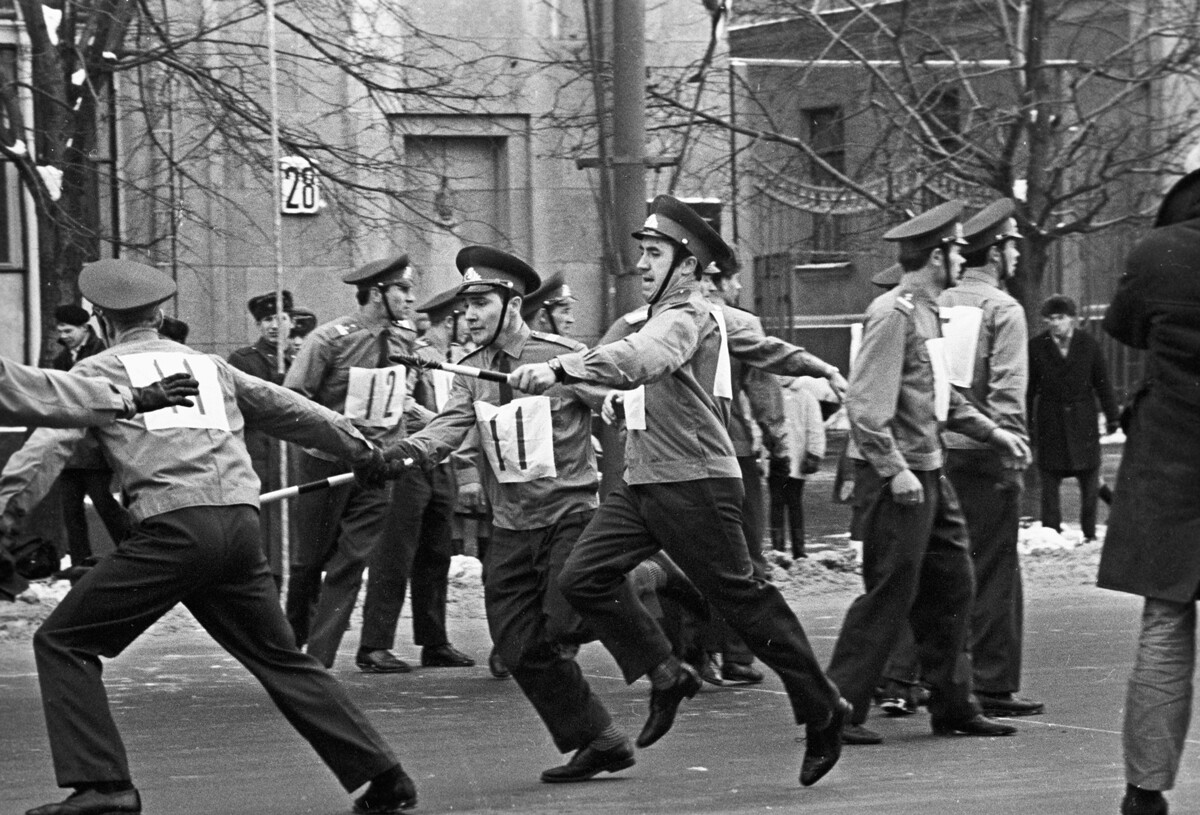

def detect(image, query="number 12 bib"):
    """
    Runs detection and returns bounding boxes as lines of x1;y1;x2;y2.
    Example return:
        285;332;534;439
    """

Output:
473;396;556;483
344;365;407;428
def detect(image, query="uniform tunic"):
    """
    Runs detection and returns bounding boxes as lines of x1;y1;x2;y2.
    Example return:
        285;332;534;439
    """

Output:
556;281;841;726
0;356;137;428
938;271;1030;694
282;313;419;665
830;284;999;725
0;328;397;790
391;323;615;752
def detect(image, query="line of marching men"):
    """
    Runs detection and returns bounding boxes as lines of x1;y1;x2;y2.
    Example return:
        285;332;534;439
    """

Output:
3;187;1162;815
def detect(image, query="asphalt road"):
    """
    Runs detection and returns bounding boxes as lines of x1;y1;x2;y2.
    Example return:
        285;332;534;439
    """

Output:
3;581;1194;815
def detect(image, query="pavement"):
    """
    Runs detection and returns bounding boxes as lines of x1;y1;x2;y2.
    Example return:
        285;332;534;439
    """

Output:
4;581;1198;815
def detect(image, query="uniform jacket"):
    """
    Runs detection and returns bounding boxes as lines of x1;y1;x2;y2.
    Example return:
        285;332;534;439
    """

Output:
394;324;605;531
283;313;420;459
0;328;371;524
228;337;288;482
718;305;787;459
939;270;1029;450
1027;327;1118;472
848;285;998;478
0;357;135;428
1098;215;1200;601
51;328;106;372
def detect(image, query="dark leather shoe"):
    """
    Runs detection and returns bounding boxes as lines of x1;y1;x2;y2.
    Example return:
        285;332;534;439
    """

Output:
978;692;1045;717
420;644;475;668
26;788;141;815
1121;785;1168;815
800;698;851;786
931;714;1017;737
842;722;883;745
540;739;636;783
356;649;412;674
721;661;764;685
698;654;724;686
353;766;417;813
636;663;702;748
488;647;511;679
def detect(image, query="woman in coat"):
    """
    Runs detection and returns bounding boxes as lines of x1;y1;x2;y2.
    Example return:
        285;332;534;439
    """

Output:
1098;169;1200;815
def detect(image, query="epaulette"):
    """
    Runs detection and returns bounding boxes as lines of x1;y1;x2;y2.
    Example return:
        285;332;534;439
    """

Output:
895;292;915;313
334;323;353;337
623;306;649;326
530;330;585;352
415;337;432;349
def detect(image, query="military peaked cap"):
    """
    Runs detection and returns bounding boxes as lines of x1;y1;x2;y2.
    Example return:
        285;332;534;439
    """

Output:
416;286;464;323
520;272;576;321
1155;169;1200;228
633;194;731;271
962;199;1021;261
456;245;540;297
54;304;91;326
248;290;293;321
870;263;903;289
289;307;318;337
79;260;177;313
883;200;968;254
342;255;412;287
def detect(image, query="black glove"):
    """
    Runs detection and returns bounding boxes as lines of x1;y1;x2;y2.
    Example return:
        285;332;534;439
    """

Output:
131;372;198;414
801;452;822;475
769;456;791;479
352;447;390;489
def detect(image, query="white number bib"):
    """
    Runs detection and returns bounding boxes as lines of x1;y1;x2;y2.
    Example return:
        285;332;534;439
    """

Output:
118;352;231;432
924;338;951;422
624;386;647;430
939;305;983;388
710;306;733;399
430;369;455;412
473;396;556;483
344;365;407;428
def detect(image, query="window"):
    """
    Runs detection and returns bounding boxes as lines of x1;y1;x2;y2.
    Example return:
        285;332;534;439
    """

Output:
805;106;845;255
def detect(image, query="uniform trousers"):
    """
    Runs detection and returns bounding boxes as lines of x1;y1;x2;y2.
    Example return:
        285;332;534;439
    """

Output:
486;510;611;752
946;448;1025;693
360;464;454;652
288;452;392;667
58;467;130;563
559;477;839;726
827;463;980;725
33;505;397;790
1124;597;1196;790
1039;465;1100;539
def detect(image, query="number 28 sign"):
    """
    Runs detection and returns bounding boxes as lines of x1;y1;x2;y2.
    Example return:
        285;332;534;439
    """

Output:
280;156;321;216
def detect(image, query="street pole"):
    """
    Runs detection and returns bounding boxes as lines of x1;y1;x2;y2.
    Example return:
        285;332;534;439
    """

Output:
611;0;648;319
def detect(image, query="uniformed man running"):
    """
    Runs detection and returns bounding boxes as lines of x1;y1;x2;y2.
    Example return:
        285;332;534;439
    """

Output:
827;201;1031;746
386;246;635;783
0;260;416;815
510;194;850;788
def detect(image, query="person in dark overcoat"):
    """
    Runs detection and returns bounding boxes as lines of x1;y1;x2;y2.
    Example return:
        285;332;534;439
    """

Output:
1098;169;1200;815
1027;294;1119;540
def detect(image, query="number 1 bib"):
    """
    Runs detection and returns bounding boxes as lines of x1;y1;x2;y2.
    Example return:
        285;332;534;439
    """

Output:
473;396;556;483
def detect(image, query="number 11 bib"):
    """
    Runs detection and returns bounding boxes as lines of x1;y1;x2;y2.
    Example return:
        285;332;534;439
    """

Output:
473;396;556;483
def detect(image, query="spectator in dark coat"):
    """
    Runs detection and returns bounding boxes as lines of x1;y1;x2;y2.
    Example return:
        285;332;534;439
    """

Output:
1027;294;1119;541
1098;169;1200;815
50;305;105;371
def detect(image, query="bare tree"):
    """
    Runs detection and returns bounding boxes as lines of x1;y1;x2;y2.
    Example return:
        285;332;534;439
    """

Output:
649;0;1200;308
0;0;511;357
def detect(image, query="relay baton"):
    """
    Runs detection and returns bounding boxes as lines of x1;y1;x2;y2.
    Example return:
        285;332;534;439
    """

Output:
259;459;414;505
388;353;510;384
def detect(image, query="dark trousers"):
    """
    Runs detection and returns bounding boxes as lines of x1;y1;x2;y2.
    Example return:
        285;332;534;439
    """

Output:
827;463;979;725
768;475;807;556
487;511;612;752
287;452;392;667
560;478;839;726
59;468;130;564
360;464;454;652
947;449;1025;694
34;506;396;790
1039;465;1100;539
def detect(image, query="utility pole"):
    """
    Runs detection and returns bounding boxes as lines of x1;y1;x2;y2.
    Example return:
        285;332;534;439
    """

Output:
610;0;648;318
